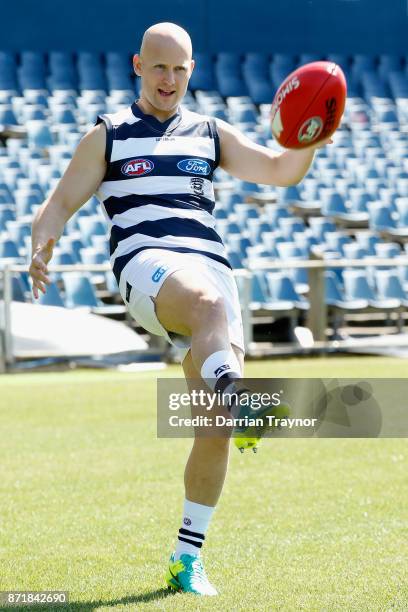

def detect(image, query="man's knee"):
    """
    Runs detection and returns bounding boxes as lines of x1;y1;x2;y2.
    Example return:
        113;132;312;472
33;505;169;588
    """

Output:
156;275;227;335
188;290;226;330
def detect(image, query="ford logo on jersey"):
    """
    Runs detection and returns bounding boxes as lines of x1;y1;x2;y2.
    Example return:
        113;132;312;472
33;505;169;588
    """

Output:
121;158;154;176
177;158;211;175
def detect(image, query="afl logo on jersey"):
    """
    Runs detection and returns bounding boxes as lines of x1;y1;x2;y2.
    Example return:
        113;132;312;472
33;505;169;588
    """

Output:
177;158;211;176
121;158;154;176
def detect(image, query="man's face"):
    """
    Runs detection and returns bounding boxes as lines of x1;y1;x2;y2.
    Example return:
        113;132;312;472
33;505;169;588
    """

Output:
133;41;194;116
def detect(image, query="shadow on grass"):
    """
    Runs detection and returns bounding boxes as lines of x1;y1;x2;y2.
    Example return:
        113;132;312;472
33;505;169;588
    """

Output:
0;588;177;611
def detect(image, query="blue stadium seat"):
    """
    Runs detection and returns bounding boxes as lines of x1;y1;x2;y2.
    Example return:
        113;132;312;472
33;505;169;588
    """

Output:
354;231;380;255
324;231;352;255
227;235;252;258
227;250;244;269
53;107;76;125
0;106;19;127
325;271;367;310
15;192;42;216
277;185;302;205
348;191;373;214
279;217;306;239
62;272;125;315
11;275;26;302
298;53;322;65
5;220;31;244
343;269;400;310
189;53;216;91
374;269;408;307
26;121;53;148
36;281;65;307
308;218;337;241
247;219;273;243
62;272;100;308
0;208;15;230
375;242;401;259
263;205;290;226
77;216;107;245
0;238;20;258
266;272;309;310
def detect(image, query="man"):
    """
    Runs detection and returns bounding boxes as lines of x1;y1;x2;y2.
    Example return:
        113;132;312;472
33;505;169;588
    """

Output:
29;23;332;596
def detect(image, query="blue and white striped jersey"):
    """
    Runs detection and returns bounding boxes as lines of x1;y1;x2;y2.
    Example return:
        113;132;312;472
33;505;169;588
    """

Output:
95;102;230;286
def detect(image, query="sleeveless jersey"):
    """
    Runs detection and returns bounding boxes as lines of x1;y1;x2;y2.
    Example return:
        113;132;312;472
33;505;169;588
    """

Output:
95;102;231;286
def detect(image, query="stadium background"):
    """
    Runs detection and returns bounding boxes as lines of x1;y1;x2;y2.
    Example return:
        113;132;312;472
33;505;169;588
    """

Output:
1;0;408;366
0;1;407;609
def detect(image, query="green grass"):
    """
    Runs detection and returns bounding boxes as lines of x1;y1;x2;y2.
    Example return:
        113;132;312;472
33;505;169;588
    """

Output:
0;356;407;611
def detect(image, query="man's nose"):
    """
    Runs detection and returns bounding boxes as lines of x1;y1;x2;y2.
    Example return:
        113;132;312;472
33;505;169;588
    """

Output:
163;69;176;85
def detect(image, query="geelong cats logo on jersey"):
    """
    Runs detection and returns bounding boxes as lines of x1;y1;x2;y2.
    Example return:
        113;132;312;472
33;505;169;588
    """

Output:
121;158;154;176
190;177;205;196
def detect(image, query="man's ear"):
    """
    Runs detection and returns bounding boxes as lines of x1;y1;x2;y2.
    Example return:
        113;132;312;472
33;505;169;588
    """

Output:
190;59;195;75
133;53;142;77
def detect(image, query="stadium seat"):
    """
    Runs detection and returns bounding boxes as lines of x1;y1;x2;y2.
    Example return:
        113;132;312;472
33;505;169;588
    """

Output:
325;271;367;310
354;231;380;255
308;218;337;242
189;52;216;91
374;269;408;307
0;239;20;258
279;217;306;239
227;250;244;269
245;270;299;315
343;269;400;310
62;272;125;315
368;202;408;238
26;121;54;149
77;216;107;245
36;281;65;307
266;272;309;310
342;243;368;265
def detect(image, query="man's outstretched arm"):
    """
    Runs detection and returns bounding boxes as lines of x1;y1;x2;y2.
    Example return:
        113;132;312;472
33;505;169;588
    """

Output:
30;124;107;298
217;118;332;188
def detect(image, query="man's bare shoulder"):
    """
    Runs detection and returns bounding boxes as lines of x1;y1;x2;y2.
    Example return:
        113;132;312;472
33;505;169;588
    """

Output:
75;122;106;162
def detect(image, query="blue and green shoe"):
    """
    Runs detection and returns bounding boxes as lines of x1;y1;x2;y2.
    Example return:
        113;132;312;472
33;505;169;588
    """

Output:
165;552;218;596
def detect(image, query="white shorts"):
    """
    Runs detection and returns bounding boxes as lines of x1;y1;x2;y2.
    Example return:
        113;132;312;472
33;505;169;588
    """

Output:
117;248;245;363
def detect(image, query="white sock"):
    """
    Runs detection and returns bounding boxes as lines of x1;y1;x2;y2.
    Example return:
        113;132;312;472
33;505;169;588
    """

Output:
200;349;242;392
174;499;215;560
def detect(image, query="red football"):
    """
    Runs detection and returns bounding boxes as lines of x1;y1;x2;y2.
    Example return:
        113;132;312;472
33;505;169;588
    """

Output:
270;61;347;149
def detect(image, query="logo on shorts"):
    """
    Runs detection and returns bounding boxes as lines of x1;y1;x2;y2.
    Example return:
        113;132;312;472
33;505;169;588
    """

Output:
214;364;230;377
152;266;168;282
297;116;323;143
121;158;154;176
183;517;192;526
177;158;211;175
190;177;205;196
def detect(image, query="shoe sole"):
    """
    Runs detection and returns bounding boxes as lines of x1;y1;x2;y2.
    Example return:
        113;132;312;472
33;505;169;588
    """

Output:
234;404;291;451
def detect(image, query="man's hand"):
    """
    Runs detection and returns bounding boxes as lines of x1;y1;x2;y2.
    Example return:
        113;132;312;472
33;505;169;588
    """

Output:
312;137;334;149
29;238;56;299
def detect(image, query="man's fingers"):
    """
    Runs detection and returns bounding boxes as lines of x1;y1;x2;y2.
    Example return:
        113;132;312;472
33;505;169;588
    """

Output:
32;280;46;297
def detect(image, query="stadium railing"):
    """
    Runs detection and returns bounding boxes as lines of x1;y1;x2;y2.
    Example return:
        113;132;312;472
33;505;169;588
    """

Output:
1;255;408;371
